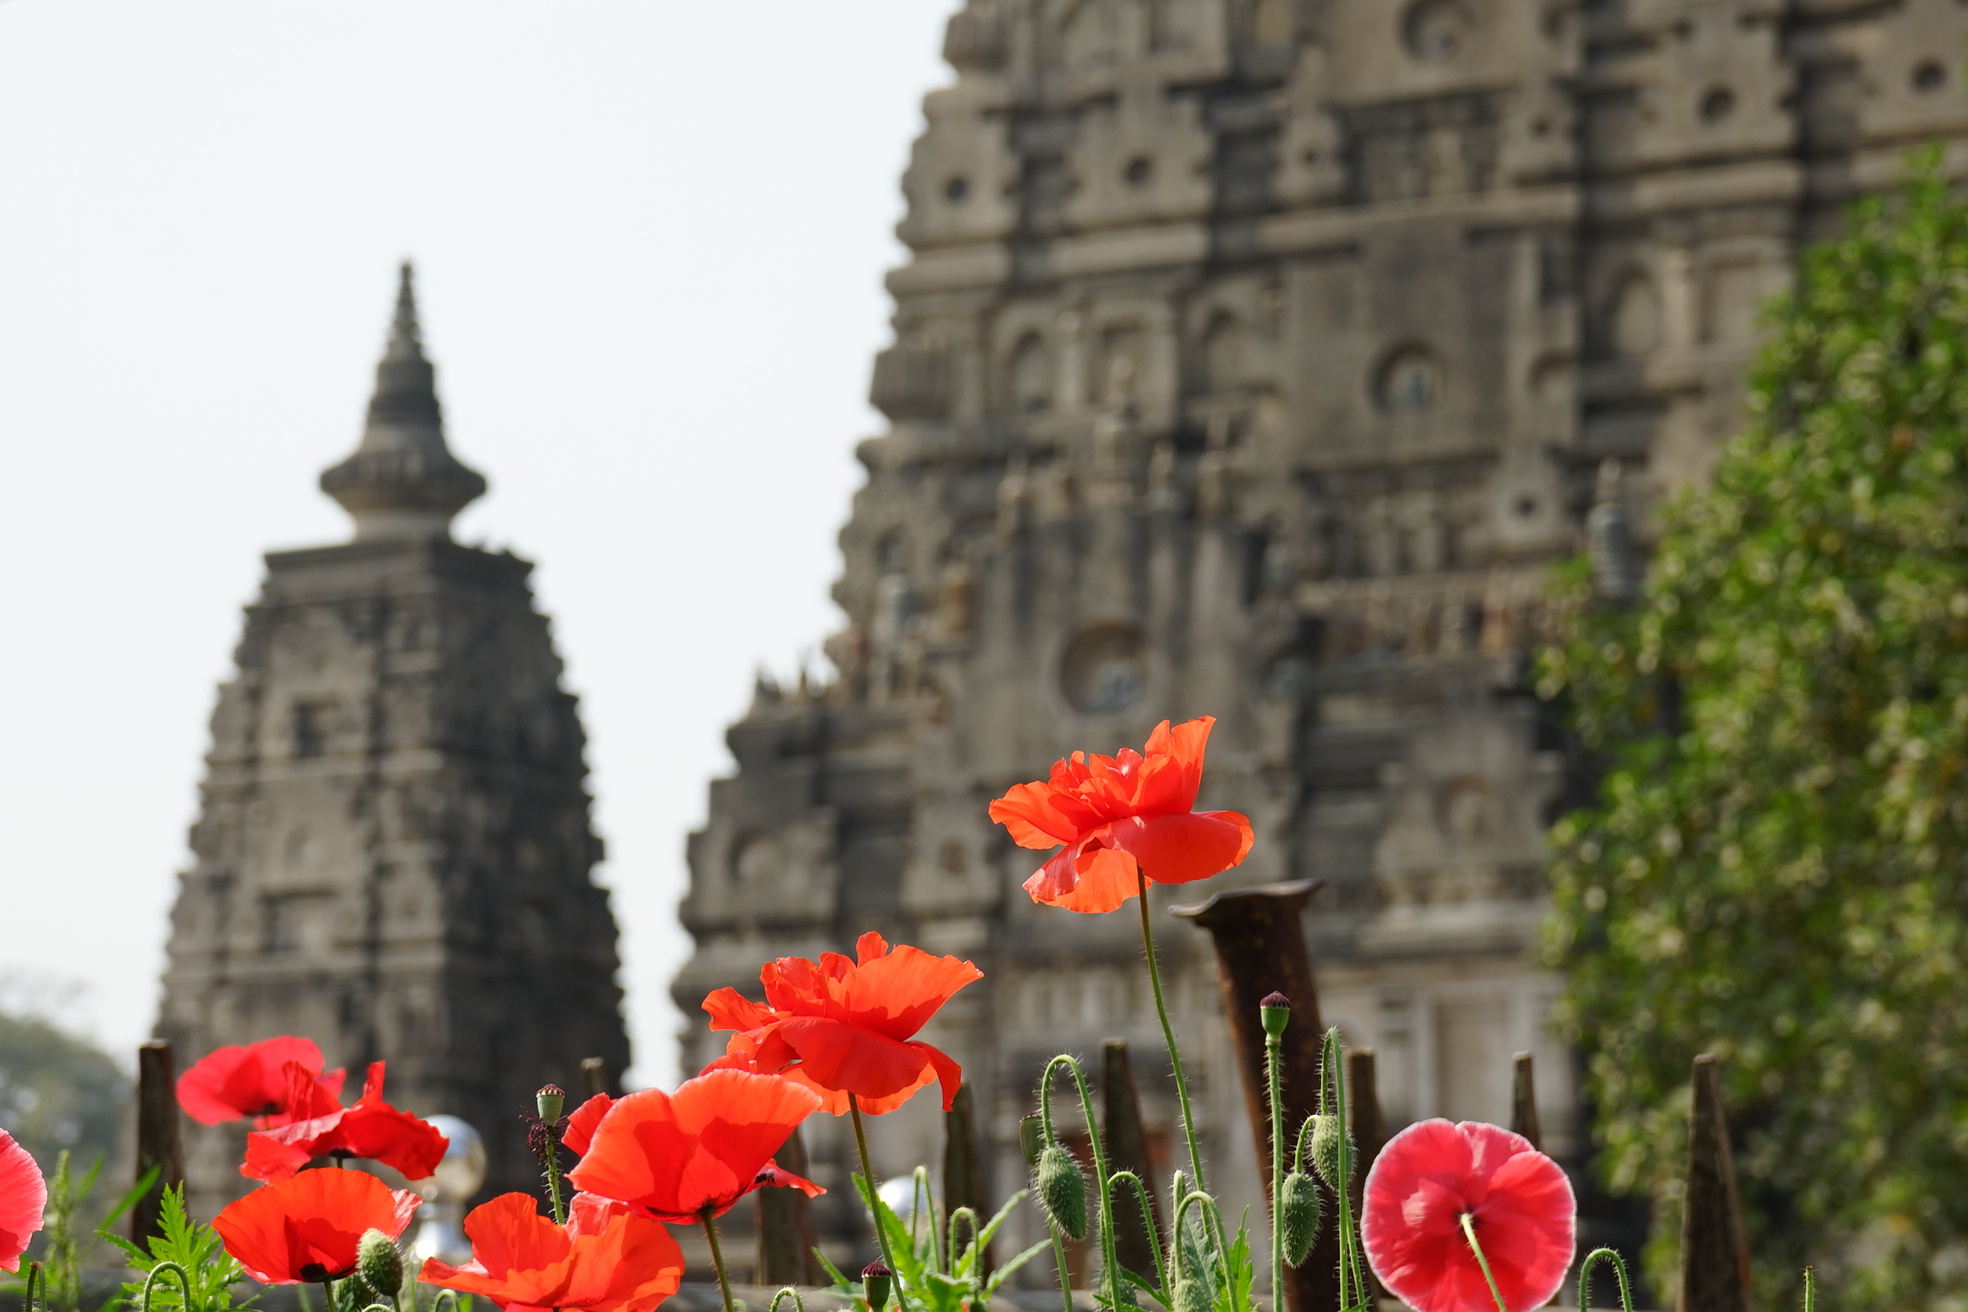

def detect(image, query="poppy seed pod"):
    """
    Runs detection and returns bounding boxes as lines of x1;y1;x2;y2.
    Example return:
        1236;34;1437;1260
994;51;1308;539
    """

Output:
356;1229;403;1299
1310;1114;1353;1188
536;1084;566;1125
1260;991;1291;1039
1036;1144;1089;1240
1173;1276;1211;1312
1278;1172;1323;1266
861;1261;894;1312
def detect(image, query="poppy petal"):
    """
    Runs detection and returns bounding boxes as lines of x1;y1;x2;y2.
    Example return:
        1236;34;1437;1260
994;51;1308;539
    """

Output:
563;1093;615;1157
213;1167;420;1285
0;1131;46;1274
1102;811;1254;885
829;944;983;1041
702;988;775;1033
1023;842;1142;913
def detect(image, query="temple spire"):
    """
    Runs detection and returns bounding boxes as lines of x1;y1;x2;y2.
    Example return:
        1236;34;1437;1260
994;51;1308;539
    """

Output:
320;262;487;542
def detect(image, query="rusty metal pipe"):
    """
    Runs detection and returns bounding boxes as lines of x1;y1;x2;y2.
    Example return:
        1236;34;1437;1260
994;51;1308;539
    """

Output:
1173;879;1338;1312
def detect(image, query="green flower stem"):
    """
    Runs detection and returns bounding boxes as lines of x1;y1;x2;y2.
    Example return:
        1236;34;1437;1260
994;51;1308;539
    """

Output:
1575;1247;1635;1312
1804;1266;1816;1312
1047;1214;1075;1312
1265;1027;1286;1312
1137;870;1207;1195
1458;1214;1508;1312
542;1128;567;1225
1105;1169;1167;1299
701;1206;737;1312
24;1262;43;1312
141;1261;191;1312
1041;1056;1123;1312
1322;1030;1368;1311
850;1094;903;1291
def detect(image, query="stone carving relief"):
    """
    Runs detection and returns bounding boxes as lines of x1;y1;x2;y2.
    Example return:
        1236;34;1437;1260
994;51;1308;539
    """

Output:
898;90;1019;248
1059;621;1149;713
1066;80;1213;228
1628;2;1793;166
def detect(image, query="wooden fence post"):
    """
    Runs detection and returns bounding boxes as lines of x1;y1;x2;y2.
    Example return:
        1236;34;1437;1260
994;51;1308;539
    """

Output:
580;1056;609;1099
944;1081;990;1266
1679;1054;1752;1312
757;1126;823;1286
133;1041;185;1243
1511;1052;1542;1150
1101;1039;1163;1283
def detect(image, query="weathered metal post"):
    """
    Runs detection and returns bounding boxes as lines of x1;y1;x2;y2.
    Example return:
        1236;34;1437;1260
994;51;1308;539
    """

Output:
1101;1039;1163;1283
757;1126;823;1285
944;1082;990;1266
1511;1051;1542;1150
133;1040;185;1243
1173;878;1337;1312
1680;1054;1752;1312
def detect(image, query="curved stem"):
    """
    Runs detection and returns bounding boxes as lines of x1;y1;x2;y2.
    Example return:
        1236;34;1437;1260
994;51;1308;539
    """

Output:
768;1288;808;1312
1041;1056;1122;1312
1169;1190;1230;1294
1137;870;1206;1195
850;1095;902;1288
948;1206;981;1274
1266;1027;1286;1312
1457;1214;1509;1312
1104;1169;1166;1301
1575;1247;1635;1312
141;1261;192;1312
701;1206;737;1312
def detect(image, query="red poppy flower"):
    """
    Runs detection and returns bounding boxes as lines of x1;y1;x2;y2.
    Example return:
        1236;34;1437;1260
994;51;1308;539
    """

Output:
420;1191;684;1312
0;1129;46;1274
565;1069;824;1224
700;931;982;1115
1362;1119;1575;1312
212;1166;421;1285
176;1036;346;1127
563;1093;615;1156
242;1061;449;1182
988;716;1255;914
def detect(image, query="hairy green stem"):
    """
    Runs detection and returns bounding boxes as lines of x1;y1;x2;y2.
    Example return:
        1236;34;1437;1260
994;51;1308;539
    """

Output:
850;1095;902;1289
1576;1247;1635;1312
1266;1027;1286;1312
140;1261;191;1312
1458;1213;1508;1312
542;1128;567;1225
1137;870;1207;1195
1041;1056;1123;1312
701;1206;737;1312
1324;1029;1368;1309
1106;1169;1167;1300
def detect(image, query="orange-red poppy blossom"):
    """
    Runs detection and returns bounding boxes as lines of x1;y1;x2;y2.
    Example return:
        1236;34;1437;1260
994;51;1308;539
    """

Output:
420;1192;685;1312
0;1130;46;1274
213;1167;421;1285
701;931;982;1115
563;1092;614;1156
242;1061;448;1182
565;1069;823;1224
989;716;1254;913
176;1036;346;1127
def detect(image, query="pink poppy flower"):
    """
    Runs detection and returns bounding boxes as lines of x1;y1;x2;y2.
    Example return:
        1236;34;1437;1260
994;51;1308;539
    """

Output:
1362;1119;1575;1312
0;1130;46;1273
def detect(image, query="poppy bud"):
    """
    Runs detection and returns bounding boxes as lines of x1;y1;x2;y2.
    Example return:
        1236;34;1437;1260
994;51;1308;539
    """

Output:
1260;991;1291;1038
1173;1276;1211;1312
536;1084;566;1124
1036;1143;1089;1240
861;1260;893;1312
1277;1171;1323;1266
1310;1114;1353;1188
356;1229;403;1300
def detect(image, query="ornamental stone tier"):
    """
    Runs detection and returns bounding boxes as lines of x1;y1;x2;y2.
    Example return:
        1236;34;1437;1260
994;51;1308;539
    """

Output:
677;0;1968;1280
157;266;629;1217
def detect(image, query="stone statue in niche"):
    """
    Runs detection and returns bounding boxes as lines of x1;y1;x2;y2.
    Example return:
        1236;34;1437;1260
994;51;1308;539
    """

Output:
997;452;1033;539
1146;435;1181;511
1092;357;1142;480
937;558;975;635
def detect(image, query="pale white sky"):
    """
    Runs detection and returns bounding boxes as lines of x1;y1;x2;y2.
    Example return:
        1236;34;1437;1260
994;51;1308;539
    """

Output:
0;0;961;1086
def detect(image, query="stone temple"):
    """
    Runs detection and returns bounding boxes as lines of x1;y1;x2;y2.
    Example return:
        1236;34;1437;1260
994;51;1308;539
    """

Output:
157;266;629;1216
676;0;1968;1280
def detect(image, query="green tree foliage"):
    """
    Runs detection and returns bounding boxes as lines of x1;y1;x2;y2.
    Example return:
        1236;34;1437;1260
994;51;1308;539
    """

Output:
1539;153;1968;1311
0;1007;129;1175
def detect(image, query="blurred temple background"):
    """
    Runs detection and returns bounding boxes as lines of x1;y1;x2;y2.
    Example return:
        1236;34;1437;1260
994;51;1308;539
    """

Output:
109;0;1968;1290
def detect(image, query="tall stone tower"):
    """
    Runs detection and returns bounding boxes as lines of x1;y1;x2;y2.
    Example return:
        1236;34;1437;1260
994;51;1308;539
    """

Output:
158;266;629;1215
676;0;1968;1278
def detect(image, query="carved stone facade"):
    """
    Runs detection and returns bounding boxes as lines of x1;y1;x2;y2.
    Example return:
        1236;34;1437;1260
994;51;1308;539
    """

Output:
158;268;629;1217
679;0;1968;1279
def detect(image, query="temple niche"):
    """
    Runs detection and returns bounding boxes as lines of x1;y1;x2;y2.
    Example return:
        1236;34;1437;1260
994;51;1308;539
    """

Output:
677;0;1968;1287
157;267;628;1218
